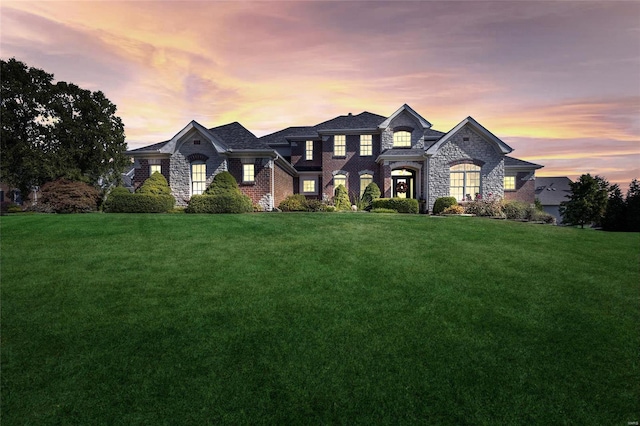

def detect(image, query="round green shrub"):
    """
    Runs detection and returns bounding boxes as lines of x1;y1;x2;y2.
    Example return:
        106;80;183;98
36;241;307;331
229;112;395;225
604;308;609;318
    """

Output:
278;194;308;212
137;172;171;196
361;182;381;211
433;196;457;214
333;184;351;211
204;171;242;196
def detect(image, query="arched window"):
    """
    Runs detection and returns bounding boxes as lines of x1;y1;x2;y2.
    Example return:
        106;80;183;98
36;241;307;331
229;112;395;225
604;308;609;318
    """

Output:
393;130;411;147
191;162;206;195
334;174;347;194
360;174;373;197
450;163;480;201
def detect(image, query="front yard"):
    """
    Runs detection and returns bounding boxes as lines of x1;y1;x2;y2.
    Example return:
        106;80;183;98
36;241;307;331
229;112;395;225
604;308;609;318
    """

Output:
1;213;638;424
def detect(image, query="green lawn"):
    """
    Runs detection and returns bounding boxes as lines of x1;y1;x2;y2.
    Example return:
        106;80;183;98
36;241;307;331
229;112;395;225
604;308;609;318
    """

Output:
1;213;638;425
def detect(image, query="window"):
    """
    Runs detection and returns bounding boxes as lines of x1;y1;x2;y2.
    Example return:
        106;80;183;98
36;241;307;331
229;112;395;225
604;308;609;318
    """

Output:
302;179;316;193
334;135;346;156
305;140;313;161
450;163;481;201
150;164;161;175
334;174;347;193
504;176;516;191
360;174;373;197
360;135;372;156
193;140;201;145
393;130;411;147
243;163;255;183
191;163;206;195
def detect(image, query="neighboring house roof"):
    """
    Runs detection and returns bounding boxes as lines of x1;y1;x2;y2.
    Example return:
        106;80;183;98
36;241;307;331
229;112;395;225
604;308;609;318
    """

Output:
504;156;543;170
378;104;432;129
535;177;572;206
426;116;513;155
315;111;387;131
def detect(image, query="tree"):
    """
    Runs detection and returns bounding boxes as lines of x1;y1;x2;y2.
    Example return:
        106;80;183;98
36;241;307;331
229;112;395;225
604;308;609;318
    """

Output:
560;174;609;228
601;184;627;231
0;58;127;198
626;179;640;232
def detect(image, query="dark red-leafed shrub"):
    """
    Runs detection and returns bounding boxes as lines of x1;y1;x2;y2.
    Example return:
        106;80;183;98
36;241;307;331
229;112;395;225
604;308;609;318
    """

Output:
39;179;100;213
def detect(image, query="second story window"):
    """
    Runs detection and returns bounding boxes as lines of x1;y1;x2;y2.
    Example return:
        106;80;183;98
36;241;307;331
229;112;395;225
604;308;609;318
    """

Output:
393;130;411;147
334;135;346;157
360;135;372;156
305;141;313;161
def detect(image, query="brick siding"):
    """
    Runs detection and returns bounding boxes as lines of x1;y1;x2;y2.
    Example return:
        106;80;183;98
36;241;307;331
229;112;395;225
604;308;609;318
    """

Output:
228;158;271;207
273;163;294;206
504;172;536;203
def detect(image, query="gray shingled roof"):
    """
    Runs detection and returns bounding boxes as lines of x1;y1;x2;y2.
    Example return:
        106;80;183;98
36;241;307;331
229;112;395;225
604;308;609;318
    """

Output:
128;140;170;152
259;126;319;146
504;156;543;169
535;177;572;206
425;128;445;138
208;122;270;150
314;111;386;130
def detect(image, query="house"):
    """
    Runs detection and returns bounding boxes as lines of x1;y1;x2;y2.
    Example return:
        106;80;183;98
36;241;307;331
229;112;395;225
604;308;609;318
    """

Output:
126;104;543;212
535;177;572;224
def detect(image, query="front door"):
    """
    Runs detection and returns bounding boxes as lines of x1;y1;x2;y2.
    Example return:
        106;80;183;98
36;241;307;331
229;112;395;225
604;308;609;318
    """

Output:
392;169;415;198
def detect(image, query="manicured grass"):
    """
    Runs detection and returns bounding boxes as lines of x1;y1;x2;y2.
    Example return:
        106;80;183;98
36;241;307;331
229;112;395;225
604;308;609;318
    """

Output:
1;213;639;424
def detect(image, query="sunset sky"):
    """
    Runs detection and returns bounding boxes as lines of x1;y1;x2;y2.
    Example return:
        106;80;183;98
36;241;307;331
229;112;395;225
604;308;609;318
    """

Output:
1;1;639;188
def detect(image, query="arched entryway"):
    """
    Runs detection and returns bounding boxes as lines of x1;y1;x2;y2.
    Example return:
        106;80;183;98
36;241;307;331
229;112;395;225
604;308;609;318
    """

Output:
391;168;416;198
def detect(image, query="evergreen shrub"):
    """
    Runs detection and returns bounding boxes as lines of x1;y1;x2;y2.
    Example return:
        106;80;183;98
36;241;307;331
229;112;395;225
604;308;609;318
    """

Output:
333;185;351;211
371;198;419;214
137;172;172;196
185;194;252;213
433;197;457;214
104;190;174;213
203;171;242;196
360;182;381;211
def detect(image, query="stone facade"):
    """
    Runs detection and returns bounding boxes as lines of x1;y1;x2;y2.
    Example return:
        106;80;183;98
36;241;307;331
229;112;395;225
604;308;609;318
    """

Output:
381;111;425;150
169;135;227;207
427;125;504;211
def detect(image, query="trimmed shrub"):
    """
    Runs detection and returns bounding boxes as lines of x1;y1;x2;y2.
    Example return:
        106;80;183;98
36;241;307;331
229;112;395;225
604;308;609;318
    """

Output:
370;208;398;214
203;171;242;196
527;208;556;224
279;194;308;212
371;198;419;214
185;194;252;214
333;185;351;211
104;192;175;213
443;205;465;215
306;199;329;212
137;172;172;196
433;196;457;214
39;179;100;213
502;200;530;220
360;182;381;211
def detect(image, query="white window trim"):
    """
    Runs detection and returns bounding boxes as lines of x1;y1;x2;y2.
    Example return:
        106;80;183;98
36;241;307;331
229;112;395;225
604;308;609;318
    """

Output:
305;140;313;161
191;162;206;196
334;135;346;157
360;135;372;156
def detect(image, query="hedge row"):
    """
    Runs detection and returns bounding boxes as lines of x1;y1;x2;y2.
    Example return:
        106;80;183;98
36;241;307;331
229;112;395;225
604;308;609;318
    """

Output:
185;194;252;214
104;191;175;213
371;198;419;214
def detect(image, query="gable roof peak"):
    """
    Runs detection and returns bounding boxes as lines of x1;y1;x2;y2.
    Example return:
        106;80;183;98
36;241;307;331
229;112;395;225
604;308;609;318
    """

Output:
379;104;432;129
